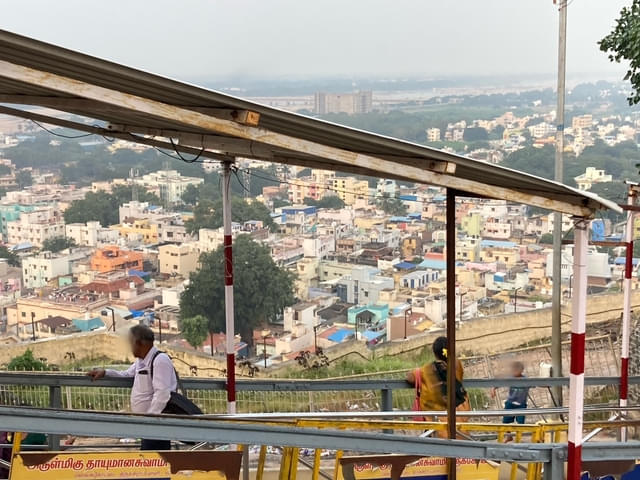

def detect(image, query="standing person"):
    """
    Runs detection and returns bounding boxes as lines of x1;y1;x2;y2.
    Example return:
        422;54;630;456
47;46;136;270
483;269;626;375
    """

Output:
87;324;177;450
493;361;529;425
407;336;469;427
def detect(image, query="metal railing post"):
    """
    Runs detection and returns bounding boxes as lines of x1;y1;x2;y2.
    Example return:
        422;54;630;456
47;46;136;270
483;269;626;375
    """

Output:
543;447;565;480
381;388;393;412
48;385;61;451
381;388;393;434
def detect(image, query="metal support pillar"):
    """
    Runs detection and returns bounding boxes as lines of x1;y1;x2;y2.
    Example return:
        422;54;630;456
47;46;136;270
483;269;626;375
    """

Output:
567;218;587;480
620;185;635;441
222;160;236;414
48;386;61;450
551;0;568;409
446;189;457;480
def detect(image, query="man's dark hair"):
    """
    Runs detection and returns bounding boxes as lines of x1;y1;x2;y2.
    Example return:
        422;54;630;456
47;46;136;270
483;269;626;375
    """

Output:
130;324;154;344
432;336;447;361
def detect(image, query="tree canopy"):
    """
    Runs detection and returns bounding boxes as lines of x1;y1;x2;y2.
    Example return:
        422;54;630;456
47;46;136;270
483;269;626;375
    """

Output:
42;236;77;253
303;195;345;209
180;235;296;346
462;127;489;142
180;315;209;349
599;1;640;105
63;187;160;226
186;197;275;234
377;194;408;216
0;246;20;267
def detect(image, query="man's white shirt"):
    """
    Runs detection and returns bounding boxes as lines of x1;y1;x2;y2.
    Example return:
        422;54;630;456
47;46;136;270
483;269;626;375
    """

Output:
106;346;177;414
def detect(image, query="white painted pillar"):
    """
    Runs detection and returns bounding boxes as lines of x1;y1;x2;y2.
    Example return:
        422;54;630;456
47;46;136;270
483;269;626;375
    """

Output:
567;218;588;480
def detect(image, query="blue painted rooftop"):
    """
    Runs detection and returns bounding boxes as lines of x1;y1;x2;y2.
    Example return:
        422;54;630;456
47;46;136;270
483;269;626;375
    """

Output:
394;261;417;270
328;328;353;343
418;259;447;270
389;216;412;223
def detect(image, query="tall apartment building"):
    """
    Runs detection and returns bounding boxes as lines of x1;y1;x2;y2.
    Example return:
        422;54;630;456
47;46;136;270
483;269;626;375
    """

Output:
314;91;373;115
0;204;35;241
6;207;65;247
572;114;593;130
330;177;369;205
426;128;441;142
135;170;203;206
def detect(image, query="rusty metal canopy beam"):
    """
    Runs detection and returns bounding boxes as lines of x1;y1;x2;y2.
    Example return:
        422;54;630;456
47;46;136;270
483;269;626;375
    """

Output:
0;29;621;217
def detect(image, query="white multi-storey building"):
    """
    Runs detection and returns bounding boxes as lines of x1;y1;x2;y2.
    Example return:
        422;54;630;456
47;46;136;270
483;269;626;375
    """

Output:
7;207;65;247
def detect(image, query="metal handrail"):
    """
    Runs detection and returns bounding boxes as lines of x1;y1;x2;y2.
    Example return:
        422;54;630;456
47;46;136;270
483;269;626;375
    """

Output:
0;372;637;390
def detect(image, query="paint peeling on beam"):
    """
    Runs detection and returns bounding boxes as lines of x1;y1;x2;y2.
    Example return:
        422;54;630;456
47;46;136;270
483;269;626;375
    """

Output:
0;61;592;216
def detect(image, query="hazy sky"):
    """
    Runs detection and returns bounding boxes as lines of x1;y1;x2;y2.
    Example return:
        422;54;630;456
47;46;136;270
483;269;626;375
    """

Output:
0;1;630;81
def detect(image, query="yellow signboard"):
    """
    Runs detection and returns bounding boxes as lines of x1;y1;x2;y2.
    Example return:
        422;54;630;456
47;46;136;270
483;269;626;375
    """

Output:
10;450;242;480
338;455;499;480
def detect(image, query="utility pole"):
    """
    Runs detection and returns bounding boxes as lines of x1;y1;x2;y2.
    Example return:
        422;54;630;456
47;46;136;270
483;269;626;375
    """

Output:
551;0;568;408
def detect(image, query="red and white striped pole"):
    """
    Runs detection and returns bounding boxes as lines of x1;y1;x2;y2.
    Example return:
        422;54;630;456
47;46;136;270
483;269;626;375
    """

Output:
620;185;635;441
568;218;588;480
222;160;236;414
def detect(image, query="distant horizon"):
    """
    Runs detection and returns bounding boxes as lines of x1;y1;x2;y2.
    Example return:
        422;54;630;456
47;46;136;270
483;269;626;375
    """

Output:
0;0;631;80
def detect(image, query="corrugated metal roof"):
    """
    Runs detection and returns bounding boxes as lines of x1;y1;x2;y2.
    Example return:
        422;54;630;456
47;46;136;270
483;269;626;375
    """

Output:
0;29;621;217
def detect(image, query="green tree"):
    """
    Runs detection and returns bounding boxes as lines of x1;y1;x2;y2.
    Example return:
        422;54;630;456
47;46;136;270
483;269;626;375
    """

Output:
180;315;209;349
599;1;640;105
182;184;200;206
377;194;408;216
180;235;295;347
303;195;345;209
186;197;275;234
588;181;627;222
462;127;489;142
539;233;554;245
42;236;77;253
8;350;49;371
272;197;290;208
16;170;32;189
112;185;160;205
0;165;12;176
0;245;19;267
63;191;120;226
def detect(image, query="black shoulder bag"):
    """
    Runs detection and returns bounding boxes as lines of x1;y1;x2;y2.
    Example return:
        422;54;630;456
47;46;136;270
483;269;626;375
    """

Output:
150;351;203;415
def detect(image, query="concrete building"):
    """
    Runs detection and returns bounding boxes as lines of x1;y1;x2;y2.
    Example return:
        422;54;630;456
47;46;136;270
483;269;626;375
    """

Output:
7;289;109;339
574;167;613;191
426;128;441;142
6;207;65;247
65;221;119;247
22;248;91;289
90;246;143;273
135;170;203;206
572;114;593;130
0;204;35;241
400;269;439;289
329;177;369;205
302;235;335;259
113;218;159;244
158;243;199;277
314;91;372;115
336;266;394;305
